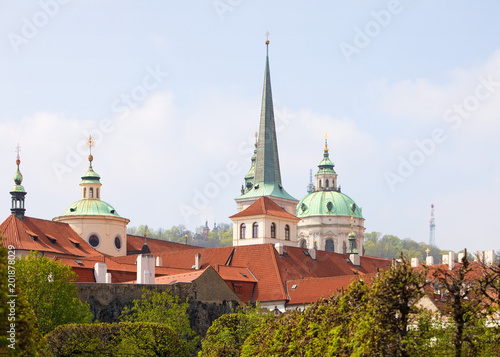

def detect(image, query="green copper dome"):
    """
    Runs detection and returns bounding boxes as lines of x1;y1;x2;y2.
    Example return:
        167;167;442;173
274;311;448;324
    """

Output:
296;190;363;218
60;199;121;217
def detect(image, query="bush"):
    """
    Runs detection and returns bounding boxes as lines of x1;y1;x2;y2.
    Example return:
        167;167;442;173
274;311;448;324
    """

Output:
44;322;189;357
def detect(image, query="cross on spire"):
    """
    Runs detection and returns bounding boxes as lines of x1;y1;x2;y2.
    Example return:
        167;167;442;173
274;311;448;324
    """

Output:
86;135;95;156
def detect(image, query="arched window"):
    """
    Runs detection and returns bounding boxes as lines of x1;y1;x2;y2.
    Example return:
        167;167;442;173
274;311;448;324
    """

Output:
284;225;290;241
83;188;86;198
300;239;307;248
271;223;276;238
89;188;94;198
96;188;99;199
325;239;334;252
326;179;329;187
240;224;246;239
252;222;258;238
319;180;322;188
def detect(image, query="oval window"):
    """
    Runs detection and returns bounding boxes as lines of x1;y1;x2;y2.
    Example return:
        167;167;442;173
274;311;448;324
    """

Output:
88;235;99;247
114;236;122;250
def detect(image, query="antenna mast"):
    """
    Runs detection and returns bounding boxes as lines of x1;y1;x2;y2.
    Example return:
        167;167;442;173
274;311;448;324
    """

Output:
429;204;436;246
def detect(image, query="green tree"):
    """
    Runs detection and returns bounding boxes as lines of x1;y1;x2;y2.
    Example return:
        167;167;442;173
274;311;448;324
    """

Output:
120;289;199;354
45;322;189;357
15;251;92;336
431;250;485;357
200;304;266;357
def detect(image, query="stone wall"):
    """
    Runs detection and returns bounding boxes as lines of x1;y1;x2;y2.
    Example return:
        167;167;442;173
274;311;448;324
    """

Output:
76;281;240;337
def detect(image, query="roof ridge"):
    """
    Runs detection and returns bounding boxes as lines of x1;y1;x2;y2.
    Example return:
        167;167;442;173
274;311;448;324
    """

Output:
268;244;288;300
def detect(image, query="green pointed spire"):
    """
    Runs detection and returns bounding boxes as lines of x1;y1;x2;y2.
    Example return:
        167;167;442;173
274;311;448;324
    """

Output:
237;37;296;202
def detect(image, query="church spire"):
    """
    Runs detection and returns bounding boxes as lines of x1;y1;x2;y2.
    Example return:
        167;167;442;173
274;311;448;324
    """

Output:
254;34;282;188
10;144;27;220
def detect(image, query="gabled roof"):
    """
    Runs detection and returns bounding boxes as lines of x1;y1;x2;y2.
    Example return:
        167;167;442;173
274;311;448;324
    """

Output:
126;235;198;256
0;214;99;257
148;244;390;304
230;196;300;221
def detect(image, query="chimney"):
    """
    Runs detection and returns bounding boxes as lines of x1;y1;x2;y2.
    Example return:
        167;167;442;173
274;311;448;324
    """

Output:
94;263;107;283
195;253;202;270
476;250;495;266
448;251;455;270
426;256;434;266
411;257;419;267
105;273;112;283
275;243;284;255
137;254;155;284
308;247;316;260
350;253;360;266
156;256;163;267
457;252;465;263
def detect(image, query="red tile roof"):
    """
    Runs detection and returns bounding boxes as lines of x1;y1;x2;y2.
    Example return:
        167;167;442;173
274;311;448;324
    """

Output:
126;235;199;255
0;215;100;257
154;269;206;284
229;197;300;221
286;274;376;305
148;244;390;304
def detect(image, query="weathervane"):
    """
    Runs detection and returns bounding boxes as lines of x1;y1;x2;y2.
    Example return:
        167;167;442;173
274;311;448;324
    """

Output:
86;135;96;155
265;31;270;45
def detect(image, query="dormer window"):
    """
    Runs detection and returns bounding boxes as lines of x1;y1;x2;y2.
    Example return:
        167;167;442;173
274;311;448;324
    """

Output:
89;188;94;198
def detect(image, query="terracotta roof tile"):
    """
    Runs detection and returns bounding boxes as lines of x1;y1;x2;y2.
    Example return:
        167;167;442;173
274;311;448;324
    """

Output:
286;274;376;305
0;215;100;257
229;197;300;221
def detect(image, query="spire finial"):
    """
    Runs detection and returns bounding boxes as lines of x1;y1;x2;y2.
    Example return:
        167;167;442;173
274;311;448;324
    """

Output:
254;132;258;146
425;247;430;257
265;31;270;45
15;143;21;165
350;216;354;230
86;135;95;164
324;132;328;152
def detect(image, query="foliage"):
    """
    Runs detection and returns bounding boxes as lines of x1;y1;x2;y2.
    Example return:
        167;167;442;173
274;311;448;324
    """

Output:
199;304;267;357
364;231;446;262
242;257;428;357
119;289;199;354
15;251;93;336
44;322;189;357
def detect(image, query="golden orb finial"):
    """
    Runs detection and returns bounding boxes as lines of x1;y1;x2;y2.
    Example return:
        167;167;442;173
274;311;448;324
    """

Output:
265;31;270;45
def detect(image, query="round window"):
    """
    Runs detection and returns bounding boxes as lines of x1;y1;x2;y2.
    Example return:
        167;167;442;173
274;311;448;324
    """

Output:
114;236;122;250
88;235;99;247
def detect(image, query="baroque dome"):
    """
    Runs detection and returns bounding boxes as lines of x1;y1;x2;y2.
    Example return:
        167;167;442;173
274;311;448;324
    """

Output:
60;199;121;217
296;190;363;219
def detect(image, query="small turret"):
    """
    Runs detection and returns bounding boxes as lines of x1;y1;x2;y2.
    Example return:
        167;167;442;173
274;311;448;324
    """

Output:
315;134;338;192
10;144;27;220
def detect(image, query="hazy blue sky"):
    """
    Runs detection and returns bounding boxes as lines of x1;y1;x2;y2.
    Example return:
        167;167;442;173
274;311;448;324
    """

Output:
1;1;499;252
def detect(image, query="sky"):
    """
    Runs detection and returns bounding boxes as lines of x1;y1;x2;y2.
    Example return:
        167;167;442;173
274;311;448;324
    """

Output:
0;1;499;253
